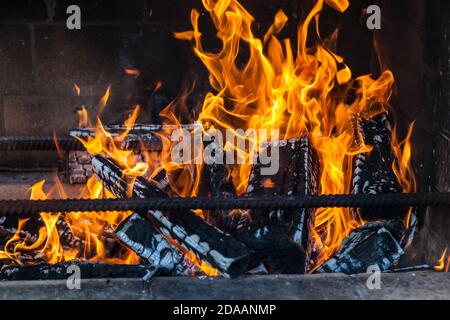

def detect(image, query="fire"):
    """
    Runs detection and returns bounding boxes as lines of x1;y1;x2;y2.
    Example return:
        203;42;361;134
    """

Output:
99;85;111;112
391;121;416;227
174;0;415;265
0;178;139;265
434;248;450;272
125;69;141;78
75;99;219;275
0;0;416;273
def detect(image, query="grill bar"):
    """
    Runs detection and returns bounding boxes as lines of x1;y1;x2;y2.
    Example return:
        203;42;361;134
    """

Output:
0;136;84;151
0;193;448;216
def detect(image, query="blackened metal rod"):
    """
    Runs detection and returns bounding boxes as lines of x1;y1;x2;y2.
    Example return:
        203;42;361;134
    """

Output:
0;193;448;216
0;136;84;151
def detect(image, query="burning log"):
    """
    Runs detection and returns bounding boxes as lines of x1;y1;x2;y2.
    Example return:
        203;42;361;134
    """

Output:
70;124;201;151
315;220;406;274
351;113;404;219
115;213;196;276
92;154;255;278
201;140;236;229
235;136;319;274
70;125;163;152
68;125;164;184
0;213;120;264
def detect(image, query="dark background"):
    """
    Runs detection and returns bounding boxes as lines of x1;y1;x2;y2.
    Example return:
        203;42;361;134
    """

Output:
0;0;448;265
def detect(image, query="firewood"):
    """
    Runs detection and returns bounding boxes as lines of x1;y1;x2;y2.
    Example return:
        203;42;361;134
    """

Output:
69;124;170;152
200;140;236;229
0;213;120;263
116;213;196;276
92;155;256;278
235;136;319;274
315;219;405;274
351;113;404;219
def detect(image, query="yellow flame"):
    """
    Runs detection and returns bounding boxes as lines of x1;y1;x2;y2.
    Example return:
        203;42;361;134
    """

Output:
98;85;111;112
435;248;450;272
125;69;141;78
0;178;139;265
0;0;416;272
73;83;81;96
173;0;413;266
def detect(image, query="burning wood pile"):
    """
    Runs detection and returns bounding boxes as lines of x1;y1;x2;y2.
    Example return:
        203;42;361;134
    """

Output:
0;115;418;279
87;118;416;277
0;0;429;280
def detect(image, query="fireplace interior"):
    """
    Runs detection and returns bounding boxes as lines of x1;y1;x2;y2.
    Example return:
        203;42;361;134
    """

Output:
0;0;448;299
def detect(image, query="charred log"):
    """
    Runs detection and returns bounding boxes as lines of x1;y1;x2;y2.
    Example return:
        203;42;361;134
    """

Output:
91;155;166;199
70;126;163;152
235;136;319;274
351;113;404;219
200;140;236;229
68;125;163;184
92;154;255;278
116;213;196;276
315;220;406;274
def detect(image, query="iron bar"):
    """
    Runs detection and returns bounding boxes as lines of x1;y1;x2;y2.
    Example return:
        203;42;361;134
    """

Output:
0;136;84;151
0;193;448;216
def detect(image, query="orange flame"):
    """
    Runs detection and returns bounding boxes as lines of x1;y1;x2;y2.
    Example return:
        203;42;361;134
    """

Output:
98;85;111;112
174;0;414;266
0;0;417;272
73;83;81;96
0;179;139;265
435;248;450;272
391;121;416;227
125;69;141;78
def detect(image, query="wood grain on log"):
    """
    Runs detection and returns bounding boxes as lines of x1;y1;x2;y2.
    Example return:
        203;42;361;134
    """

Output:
234;136;319;274
351;113;405;219
92;155;255;278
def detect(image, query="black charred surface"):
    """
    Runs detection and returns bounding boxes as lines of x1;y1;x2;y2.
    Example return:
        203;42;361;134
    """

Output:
316;220;405;274
352;113;404;219
68;125;164;184
92;154;255;278
201;140;236;230
69;124;163;152
116;213;195;276
91;155;166;199
235;136;319;274
0;261;150;281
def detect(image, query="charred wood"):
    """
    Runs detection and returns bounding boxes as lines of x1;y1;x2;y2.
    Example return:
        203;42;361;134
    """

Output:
91;155;166;199
92;154;255;278
235;136;319;274
351;113;404;219
69;124;176;152
315;220;406;274
0;213;120;264
201;140;236;229
116;213;195;276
